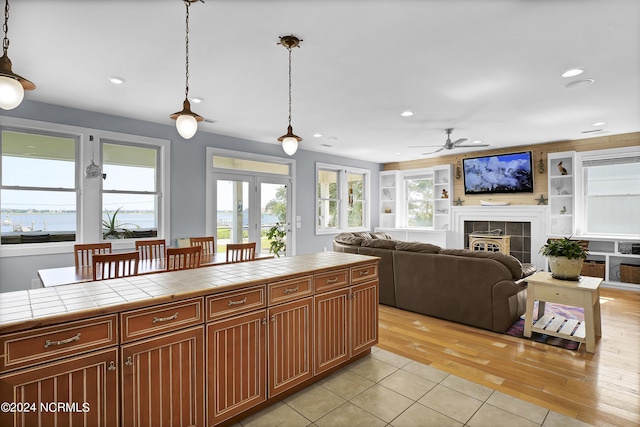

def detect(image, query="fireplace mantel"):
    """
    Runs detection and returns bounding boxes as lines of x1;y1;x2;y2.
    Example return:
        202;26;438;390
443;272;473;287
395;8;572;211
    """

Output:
452;206;548;269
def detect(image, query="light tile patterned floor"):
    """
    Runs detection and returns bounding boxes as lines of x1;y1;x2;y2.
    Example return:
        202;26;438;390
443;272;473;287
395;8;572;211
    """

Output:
234;347;593;427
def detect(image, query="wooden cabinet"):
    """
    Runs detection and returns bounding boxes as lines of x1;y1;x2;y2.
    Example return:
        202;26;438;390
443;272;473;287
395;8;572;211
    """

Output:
314;263;379;375
0;347;118;427
268;297;313;397
121;326;205;427
207;310;267;426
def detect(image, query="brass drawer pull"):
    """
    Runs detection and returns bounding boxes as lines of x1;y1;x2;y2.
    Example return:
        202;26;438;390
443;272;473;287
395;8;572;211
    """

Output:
326;277;338;284
152;312;179;324
283;285;299;294
359;269;370;276
228;297;247;307
108;361;116;371
44;332;81;349
125;356;133;366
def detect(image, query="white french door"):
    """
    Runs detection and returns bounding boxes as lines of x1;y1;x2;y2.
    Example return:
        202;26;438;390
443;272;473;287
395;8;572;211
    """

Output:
213;173;291;255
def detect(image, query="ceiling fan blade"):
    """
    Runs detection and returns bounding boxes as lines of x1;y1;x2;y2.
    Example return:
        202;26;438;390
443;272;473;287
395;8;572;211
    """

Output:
452;138;468;146
456;144;490;148
422;147;445;155
408;145;445;148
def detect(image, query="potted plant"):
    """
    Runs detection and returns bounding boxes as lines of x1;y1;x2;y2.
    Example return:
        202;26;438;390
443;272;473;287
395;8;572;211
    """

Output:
103;207;136;239
539;237;589;280
266;222;286;257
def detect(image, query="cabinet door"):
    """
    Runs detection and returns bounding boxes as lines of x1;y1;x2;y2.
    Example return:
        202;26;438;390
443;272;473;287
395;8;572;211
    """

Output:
0;348;118;427
121;326;205;427
207;310;267;426
314;288;350;375
351;280;379;355
268;297;312;397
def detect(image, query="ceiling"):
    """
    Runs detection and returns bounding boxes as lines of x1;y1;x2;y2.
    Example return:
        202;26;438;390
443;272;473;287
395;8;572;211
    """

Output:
7;0;640;163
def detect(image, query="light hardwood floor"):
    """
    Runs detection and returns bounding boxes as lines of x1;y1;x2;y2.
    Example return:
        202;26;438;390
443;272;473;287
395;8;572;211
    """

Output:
377;287;640;427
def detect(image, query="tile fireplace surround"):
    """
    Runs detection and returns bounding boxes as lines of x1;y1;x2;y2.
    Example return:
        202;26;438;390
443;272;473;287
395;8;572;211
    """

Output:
452;206;548;270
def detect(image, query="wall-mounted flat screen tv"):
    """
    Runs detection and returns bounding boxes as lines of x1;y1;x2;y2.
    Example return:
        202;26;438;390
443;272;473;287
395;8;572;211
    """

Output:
462;151;534;195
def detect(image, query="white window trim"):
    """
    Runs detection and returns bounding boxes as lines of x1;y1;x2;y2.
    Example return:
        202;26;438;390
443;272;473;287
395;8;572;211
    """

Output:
205;147;296;254
577;145;640;238
315;162;370;235
400;168;436;229
0;116;170;258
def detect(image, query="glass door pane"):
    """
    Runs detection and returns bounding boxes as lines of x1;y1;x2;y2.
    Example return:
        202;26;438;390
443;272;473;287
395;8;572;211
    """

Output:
260;181;289;256
216;178;252;253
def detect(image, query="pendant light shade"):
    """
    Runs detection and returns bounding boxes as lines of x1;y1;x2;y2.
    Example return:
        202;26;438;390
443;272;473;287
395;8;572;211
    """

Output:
0;0;35;110
170;98;203;139
170;0;203;139
277;35;303;156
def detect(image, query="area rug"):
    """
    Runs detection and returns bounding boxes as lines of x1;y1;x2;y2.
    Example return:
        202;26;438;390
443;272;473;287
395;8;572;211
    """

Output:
504;302;584;350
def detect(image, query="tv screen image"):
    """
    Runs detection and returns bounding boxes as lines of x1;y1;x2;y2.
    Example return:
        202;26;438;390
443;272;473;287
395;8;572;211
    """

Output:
462;151;534;195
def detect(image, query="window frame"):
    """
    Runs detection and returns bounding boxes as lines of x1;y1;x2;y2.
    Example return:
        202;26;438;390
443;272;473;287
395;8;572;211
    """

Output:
577;146;640;237
401;170;436;229
0;116;170;257
315;162;370;235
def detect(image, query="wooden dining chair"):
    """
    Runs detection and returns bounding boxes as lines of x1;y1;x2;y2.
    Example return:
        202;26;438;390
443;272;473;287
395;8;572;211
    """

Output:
74;242;112;268
166;246;202;271
226;242;256;263
190;236;216;254
92;252;139;281
135;239;166;261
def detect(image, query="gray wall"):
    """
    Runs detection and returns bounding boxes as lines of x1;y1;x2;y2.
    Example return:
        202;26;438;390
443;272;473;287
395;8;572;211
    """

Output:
0;101;380;292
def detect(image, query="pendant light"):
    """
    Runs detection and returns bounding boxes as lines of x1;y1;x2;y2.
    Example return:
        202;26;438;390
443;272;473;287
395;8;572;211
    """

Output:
0;0;34;110
277;35;303;156
170;0;203;139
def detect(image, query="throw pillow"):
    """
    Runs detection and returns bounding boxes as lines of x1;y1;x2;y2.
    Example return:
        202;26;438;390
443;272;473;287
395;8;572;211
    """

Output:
395;241;441;253
361;239;397;249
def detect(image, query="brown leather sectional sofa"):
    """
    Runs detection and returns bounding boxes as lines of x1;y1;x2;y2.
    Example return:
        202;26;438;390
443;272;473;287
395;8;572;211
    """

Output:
333;232;536;333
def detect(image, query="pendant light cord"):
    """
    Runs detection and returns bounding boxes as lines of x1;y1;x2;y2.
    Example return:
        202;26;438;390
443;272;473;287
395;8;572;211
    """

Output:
287;45;292;127
184;0;191;100
2;0;10;55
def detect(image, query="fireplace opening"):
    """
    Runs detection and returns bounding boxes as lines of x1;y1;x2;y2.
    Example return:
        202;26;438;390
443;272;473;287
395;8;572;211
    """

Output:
464;221;531;263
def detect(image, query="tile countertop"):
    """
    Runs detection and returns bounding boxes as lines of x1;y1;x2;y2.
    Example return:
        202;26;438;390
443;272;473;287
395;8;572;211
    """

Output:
0;252;380;334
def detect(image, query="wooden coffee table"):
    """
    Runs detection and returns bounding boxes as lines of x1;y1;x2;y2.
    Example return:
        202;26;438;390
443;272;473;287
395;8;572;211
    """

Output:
524;271;602;353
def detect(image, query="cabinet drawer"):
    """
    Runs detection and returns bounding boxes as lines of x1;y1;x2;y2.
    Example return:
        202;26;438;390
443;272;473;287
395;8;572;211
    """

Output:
351;263;378;284
315;269;349;293
269;276;313;305
120;297;204;343
207;285;266;321
0;314;117;372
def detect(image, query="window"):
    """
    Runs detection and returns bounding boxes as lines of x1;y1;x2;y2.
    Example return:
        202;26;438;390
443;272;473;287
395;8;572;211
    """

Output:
101;141;161;240
582;151;640;236
1;129;78;245
316;163;369;234
0;116;170;254
403;172;434;227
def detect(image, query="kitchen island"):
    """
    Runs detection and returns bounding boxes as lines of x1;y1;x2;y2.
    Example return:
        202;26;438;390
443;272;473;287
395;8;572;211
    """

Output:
0;252;379;427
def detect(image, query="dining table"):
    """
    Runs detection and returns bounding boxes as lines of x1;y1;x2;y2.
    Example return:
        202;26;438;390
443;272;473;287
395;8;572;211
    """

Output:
37;252;274;288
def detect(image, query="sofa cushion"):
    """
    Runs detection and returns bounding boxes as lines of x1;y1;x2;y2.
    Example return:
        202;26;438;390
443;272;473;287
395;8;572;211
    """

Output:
439;248;524;279
395;241;441;253
333;233;364;246
371;231;394;240
361;239;397;249
521;263;537;278
352;231;374;240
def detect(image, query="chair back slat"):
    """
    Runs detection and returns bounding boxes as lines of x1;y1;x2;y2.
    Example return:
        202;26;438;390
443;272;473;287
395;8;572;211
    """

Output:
92;252;139;280
190;236;215;254
135;239;167;260
166;246;202;271
226;242;256;263
74;242;112;268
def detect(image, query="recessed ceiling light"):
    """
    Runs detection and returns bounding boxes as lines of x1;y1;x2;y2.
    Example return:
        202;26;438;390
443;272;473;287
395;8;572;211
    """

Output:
592;122;606;126
400;111;414;117
394;152;401;155
565;78;595;89
191;97;203;104
108;76;125;85
321;144;333;147
562;68;584;78
472;140;483;144
313;133;322;138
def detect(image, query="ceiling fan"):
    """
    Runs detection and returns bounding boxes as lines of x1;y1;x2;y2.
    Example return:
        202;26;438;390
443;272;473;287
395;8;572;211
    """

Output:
410;128;489;154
